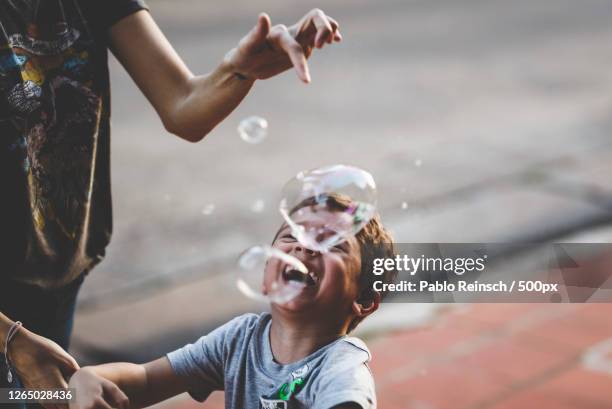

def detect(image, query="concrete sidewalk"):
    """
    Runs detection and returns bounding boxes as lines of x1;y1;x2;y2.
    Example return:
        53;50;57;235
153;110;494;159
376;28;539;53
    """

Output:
150;304;612;409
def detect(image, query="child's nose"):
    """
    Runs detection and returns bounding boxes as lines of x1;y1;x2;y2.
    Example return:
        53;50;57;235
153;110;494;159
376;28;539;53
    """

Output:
295;244;319;257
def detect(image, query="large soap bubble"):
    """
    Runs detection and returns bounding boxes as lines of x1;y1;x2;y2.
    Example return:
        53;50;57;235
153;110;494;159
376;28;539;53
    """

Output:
238;116;268;144
236;245;309;304
279;165;377;252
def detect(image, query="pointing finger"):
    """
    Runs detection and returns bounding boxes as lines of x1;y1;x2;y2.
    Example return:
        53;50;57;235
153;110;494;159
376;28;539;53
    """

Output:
268;25;311;83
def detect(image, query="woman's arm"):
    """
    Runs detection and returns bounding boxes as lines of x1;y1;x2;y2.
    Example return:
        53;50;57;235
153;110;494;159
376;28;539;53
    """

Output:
109;9;341;142
69;357;186;409
1;312;79;409
0;312;12;349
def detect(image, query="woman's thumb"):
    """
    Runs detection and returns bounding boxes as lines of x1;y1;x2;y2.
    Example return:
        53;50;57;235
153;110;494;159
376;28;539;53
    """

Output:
243;13;271;50
256;13;271;40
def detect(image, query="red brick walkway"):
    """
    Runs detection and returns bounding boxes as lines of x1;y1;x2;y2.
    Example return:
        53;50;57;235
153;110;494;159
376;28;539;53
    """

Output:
152;304;612;409
371;304;612;409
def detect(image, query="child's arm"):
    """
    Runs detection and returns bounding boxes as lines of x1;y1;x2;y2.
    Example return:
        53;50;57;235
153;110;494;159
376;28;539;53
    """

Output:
108;9;341;142
68;357;186;409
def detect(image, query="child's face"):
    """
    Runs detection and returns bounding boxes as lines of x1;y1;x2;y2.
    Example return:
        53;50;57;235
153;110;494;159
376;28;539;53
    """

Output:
267;207;362;315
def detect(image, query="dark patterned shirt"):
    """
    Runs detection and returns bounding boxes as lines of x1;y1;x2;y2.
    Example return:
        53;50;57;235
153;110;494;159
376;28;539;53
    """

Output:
0;0;148;288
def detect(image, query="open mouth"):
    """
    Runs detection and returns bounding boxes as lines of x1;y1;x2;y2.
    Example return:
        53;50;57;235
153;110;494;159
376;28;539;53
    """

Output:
282;265;319;287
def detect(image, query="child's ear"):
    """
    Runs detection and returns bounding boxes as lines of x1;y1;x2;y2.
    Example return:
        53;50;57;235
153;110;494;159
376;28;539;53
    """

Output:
352;290;381;318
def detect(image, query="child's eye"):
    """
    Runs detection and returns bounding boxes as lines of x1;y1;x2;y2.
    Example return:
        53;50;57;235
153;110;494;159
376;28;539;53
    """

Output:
331;244;346;253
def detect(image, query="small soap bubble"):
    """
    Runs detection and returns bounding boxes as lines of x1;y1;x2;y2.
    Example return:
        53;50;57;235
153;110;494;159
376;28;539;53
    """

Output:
236;245;308;304
414;159;423;167
401;202;408;210
238;116;268;144
279;165;377;252
201;204;215;215
163;194;171;202
251;199;265;213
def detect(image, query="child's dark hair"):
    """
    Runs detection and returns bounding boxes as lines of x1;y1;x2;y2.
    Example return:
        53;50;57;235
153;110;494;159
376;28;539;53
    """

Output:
349;212;396;332
288;194;397;332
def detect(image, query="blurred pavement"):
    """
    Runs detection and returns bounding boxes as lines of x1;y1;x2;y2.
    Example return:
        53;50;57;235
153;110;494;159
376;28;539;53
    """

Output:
70;0;612;378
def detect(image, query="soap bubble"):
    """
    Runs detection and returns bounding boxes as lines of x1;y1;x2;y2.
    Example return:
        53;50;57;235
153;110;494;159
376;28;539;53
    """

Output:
201;204;215;215
279;165;377;252
401;202;408;210
251;199;265;213
236;245;308;304
238;116;268;144
414;159;423;167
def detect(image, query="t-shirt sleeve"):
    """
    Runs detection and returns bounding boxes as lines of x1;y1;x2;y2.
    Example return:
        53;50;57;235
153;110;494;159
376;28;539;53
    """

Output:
166;314;258;402
98;0;148;30
312;363;377;409
81;0;149;36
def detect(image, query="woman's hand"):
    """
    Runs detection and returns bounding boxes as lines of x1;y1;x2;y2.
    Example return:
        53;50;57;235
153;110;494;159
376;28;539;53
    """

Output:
68;367;130;409
225;9;342;83
109;8;341;141
8;327;80;409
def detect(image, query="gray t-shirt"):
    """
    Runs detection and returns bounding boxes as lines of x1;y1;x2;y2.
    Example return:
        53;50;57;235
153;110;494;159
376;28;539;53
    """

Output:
167;313;376;409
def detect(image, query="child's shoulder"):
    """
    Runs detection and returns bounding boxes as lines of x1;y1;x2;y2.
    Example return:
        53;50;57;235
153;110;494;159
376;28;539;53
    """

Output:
222;312;269;335
318;335;372;374
197;312;269;354
332;336;371;360
227;312;267;326
340;336;372;360
307;336;376;407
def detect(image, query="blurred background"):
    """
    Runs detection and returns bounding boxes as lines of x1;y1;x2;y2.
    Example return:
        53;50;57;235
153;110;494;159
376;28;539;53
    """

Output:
70;0;612;407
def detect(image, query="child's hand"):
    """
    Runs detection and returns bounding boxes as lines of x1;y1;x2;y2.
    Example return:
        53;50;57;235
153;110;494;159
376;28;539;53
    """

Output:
69;367;130;409
224;9;342;83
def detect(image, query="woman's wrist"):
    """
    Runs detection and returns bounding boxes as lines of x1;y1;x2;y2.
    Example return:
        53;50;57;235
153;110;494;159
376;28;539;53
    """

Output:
2;320;25;383
220;50;257;84
0;314;15;351
6;325;32;365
